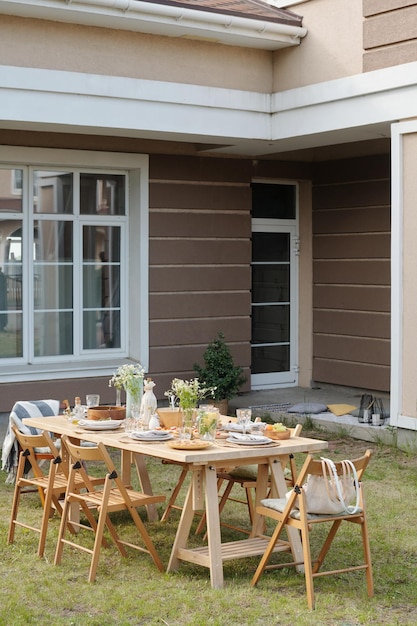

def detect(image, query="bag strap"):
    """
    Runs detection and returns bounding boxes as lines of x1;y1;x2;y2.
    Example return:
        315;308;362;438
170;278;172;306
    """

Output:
320;457;361;515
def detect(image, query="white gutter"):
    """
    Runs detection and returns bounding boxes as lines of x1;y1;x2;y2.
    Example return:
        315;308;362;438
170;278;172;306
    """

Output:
0;0;307;50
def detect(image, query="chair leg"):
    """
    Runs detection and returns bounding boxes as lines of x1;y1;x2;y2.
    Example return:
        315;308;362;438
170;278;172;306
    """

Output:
312;519;342;574
7;483;23;544
160;467;189;522
361;518;374;597
129;506;165;572
88;508;112;583
300;519;315;610
251;518;287;587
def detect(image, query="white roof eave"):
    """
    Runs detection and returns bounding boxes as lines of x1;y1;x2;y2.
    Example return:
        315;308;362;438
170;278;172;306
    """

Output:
0;0;307;50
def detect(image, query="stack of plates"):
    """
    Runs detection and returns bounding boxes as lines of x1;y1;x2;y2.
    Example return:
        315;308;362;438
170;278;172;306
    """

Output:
226;433;273;446
78;419;122;431
129;430;173;442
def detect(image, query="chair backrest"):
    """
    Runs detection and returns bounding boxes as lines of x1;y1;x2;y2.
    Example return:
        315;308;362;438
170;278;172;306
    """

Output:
289;424;302;437
302;450;371;482
11;424;60;478
2;399;60;476
286;449;372;515
61;435;124;493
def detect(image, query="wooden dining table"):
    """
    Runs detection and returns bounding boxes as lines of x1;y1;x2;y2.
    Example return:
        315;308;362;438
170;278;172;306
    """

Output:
22;414;328;589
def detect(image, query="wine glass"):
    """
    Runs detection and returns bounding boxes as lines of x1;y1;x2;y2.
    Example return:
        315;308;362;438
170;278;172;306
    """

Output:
236;408;252;436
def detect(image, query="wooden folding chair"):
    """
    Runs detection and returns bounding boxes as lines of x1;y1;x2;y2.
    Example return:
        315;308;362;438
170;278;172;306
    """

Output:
251;449;374;610
195;424;303;536
160;459;189;522
54;436;166;582
7;425;98;558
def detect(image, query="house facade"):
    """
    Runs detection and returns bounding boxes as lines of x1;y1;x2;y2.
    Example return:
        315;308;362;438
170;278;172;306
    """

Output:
0;0;415;430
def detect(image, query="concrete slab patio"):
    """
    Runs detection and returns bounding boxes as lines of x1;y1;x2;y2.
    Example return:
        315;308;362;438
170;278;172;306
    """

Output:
228;383;403;448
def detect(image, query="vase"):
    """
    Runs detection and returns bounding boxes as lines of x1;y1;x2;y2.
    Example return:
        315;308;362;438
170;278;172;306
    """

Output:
180;406;197;440
125;383;143;419
126;391;141;417
115;388;122;407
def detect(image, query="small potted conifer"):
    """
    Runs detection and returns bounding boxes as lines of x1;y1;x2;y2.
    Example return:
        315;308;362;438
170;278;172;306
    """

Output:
193;331;246;415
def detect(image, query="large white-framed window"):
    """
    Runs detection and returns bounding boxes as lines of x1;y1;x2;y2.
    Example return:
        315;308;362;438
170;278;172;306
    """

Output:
0;147;149;382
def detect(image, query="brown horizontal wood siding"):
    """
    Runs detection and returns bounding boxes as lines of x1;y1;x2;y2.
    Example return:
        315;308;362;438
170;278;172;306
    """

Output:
363;1;417;71
312;154;391;392
148;155;252;397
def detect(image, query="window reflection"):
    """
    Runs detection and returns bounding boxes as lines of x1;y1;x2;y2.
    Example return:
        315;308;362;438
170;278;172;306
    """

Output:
83;225;121;349
33;171;73;214
80;174;125;215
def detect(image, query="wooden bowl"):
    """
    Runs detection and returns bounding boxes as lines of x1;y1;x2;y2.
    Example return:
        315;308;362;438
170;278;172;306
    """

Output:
265;428;291;440
157;408;183;429
87;406;126;421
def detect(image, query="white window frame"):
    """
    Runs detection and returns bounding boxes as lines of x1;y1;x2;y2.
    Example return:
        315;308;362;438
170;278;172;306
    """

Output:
0;147;149;383
250;179;299;390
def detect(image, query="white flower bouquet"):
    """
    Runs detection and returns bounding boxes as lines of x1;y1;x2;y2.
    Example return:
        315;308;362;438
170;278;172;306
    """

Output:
165;377;216;410
109;363;145;402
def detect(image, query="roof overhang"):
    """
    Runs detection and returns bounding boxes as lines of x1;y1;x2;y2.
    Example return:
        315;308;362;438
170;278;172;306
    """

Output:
0;0;307;50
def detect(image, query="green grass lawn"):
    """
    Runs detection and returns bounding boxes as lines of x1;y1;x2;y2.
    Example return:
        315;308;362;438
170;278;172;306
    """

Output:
1;427;417;626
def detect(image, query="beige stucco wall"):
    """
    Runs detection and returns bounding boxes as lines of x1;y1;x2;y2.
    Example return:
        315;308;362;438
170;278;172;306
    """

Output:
0;15;272;92
401;133;417;419
272;0;363;91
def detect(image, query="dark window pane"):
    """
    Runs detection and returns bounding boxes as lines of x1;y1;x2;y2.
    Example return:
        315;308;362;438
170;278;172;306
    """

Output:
252;305;290;344
252;265;290;303
252;232;289;262
80;174;125;216
83;225;120;263
83;309;120;349
252;344;289;374
252;183;296;219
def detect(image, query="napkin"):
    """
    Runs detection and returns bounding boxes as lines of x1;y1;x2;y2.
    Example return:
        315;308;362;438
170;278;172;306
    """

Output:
228;433;268;442
130;430;171;440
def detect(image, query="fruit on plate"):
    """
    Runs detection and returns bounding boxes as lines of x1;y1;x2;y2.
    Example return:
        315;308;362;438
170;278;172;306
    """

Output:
272;422;287;432
265;422;290;440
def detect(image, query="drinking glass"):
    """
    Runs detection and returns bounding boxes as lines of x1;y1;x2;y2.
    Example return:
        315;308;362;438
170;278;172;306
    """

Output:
131;404;143;430
236;408;252;435
124;415;136;435
86;394;100;408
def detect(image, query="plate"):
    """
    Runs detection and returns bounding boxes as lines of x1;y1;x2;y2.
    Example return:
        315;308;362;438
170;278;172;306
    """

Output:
226;435;274;446
223;422;267;433
78;419;122;431
129;431;173;441
167;439;213;450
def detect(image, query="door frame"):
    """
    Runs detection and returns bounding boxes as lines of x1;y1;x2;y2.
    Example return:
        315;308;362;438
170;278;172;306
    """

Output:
251;218;299;390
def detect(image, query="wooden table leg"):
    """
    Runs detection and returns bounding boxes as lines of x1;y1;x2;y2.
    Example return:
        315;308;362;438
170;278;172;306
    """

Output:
132;451;158;522
167;477;196;573
203;464;224;589
250;462;269;537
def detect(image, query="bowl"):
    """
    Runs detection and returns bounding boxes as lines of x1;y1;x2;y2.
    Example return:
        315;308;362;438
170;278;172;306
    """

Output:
265;428;291;440
157;408;184;429
87;405;126;421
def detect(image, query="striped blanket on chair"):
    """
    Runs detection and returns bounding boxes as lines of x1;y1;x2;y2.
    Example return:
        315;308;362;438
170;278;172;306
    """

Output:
1;399;60;484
